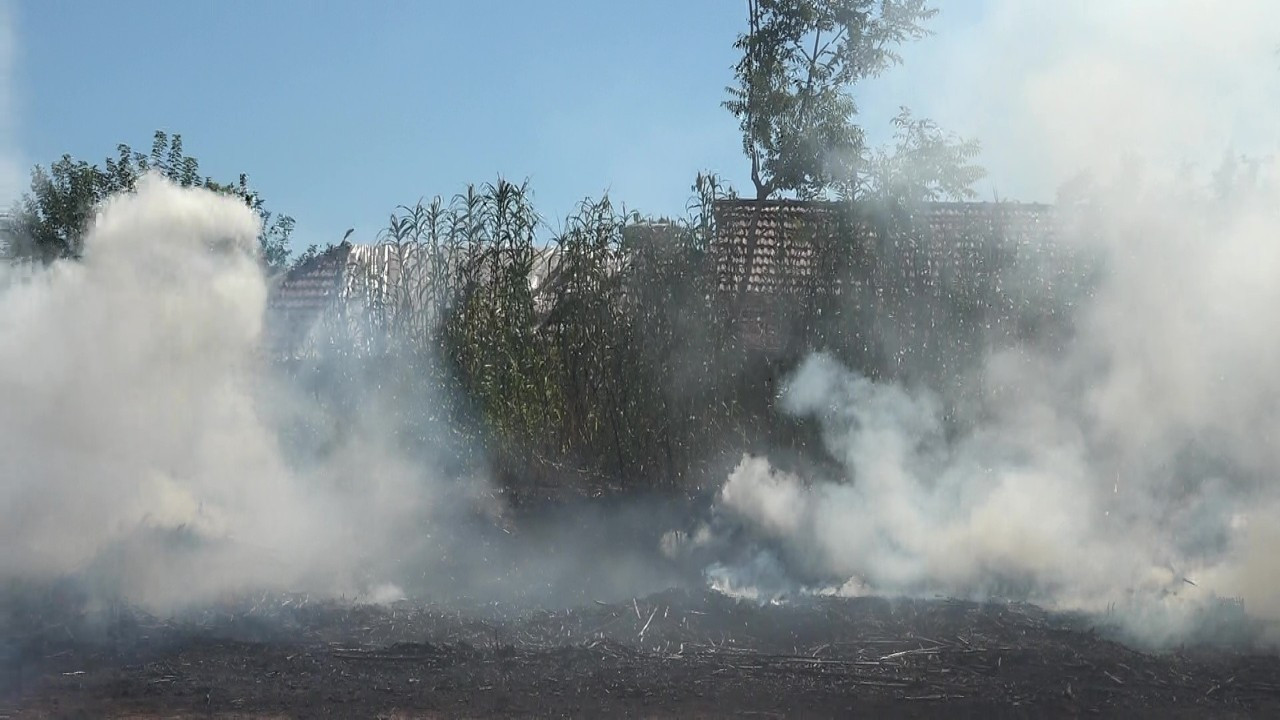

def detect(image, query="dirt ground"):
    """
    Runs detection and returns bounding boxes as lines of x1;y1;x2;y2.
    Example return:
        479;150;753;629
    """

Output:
4;587;1280;719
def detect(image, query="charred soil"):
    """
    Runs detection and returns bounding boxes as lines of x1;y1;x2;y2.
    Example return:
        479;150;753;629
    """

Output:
4;588;1280;718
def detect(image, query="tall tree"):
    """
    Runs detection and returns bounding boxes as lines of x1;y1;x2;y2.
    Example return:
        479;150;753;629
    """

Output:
2;131;295;270
851;107;984;204
724;0;936;200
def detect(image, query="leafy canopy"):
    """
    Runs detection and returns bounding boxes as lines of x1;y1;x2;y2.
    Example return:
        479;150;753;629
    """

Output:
724;0;942;200
2;131;294;271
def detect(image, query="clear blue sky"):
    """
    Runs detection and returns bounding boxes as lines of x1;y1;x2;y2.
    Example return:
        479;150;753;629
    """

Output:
6;0;989;252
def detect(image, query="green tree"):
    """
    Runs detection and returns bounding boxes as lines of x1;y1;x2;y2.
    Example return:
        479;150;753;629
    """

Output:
850;107;984;204
724;0;937;199
2;130;295;270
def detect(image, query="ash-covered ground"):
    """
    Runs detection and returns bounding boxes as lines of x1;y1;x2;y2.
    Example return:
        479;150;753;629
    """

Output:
3;491;1279;718
5;571;1280;718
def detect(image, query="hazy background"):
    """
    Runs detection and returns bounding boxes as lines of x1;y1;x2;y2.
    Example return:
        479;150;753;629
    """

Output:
0;0;1126;244
1;0;1278;648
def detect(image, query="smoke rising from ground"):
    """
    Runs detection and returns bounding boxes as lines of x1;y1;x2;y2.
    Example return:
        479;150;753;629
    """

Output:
0;175;693;613
687;3;1280;647
2;2;1277;656
696;170;1280;645
0;176;481;610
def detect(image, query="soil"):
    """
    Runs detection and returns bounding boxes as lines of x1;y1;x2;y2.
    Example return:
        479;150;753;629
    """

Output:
4;588;1279;718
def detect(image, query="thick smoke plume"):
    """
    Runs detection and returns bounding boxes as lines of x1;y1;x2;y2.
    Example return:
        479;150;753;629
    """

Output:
873;0;1280;202
2;1;1277;654
0;175;690;613
0;176;476;610
686;2;1280;647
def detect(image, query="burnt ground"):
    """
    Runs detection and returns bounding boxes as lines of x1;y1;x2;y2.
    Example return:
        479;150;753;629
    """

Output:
3;588;1280;719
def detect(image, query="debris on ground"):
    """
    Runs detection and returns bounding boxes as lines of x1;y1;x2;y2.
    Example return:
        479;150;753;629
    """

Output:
4;589;1279;717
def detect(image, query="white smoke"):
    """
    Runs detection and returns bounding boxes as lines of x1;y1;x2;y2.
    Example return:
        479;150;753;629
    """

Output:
0;175;467;610
690;2;1280;646
705;169;1280;636
875;0;1280;201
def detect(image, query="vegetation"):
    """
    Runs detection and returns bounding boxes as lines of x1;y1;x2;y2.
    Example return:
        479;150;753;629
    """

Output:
282;165;1066;502
284;175;754;495
724;0;938;200
1;131;294;270
4;1;1022;498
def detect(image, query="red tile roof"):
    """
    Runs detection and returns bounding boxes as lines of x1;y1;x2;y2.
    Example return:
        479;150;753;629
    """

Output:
712;199;1059;352
263;242;353;358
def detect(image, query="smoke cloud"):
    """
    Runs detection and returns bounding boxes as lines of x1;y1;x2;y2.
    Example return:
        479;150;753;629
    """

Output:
868;0;1280;200
2;0;1277;654
0;175;692;613
684;1;1280;647
0;175;481;610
